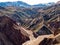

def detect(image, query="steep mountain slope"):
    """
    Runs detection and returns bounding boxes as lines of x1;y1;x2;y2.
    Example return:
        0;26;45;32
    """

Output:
0;16;30;45
0;6;32;27
0;1;60;45
38;3;60;21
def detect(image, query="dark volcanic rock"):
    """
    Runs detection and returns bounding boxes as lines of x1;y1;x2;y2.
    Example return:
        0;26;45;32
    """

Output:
49;21;60;35
36;26;52;35
0;16;29;45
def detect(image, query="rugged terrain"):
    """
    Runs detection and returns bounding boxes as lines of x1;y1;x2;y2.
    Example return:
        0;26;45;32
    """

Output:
0;1;60;45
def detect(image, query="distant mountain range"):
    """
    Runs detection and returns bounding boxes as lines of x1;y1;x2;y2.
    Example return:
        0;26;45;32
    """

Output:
0;1;31;8
32;2;55;8
0;1;55;8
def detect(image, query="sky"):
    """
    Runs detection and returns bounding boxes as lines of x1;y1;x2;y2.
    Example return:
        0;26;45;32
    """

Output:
0;0;60;5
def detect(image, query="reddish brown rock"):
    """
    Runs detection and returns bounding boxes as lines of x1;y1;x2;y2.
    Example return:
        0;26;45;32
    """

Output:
49;21;60;35
0;16;29;45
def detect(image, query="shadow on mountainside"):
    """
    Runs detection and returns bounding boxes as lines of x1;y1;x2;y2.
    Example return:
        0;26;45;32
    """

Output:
0;16;30;45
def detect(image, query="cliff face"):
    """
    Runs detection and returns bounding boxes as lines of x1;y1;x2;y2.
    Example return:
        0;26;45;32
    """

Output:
0;16;29;45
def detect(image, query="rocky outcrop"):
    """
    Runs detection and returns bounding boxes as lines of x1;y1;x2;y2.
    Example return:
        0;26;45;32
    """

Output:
0;16;29;45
